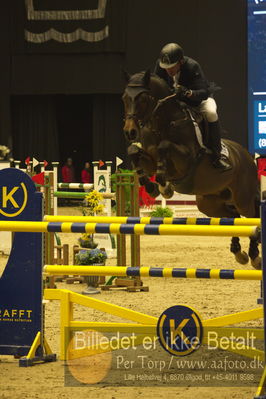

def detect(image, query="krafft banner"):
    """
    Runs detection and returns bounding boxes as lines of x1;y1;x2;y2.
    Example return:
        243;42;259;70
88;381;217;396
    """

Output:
0;168;43;358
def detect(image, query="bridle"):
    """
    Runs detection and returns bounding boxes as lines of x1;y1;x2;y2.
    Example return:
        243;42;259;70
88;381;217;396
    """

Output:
124;84;156;129
124;81;194;144
153;94;191;127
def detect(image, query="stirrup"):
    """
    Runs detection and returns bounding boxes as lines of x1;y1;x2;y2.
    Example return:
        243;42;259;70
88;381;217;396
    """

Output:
212;157;232;171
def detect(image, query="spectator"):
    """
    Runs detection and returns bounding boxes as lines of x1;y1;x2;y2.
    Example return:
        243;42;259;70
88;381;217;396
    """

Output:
61;158;75;206
81;162;92;184
61;157;75;183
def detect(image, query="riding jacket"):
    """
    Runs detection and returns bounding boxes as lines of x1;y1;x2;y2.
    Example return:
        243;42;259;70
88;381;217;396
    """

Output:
154;56;210;107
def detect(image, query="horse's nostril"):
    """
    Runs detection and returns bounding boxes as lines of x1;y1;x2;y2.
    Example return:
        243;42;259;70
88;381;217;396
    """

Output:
130;129;137;139
125;129;137;141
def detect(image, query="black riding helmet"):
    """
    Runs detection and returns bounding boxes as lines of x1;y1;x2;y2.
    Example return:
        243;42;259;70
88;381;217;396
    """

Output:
159;43;184;69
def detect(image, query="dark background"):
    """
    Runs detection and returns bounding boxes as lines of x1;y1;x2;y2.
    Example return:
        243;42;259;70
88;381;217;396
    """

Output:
0;0;247;180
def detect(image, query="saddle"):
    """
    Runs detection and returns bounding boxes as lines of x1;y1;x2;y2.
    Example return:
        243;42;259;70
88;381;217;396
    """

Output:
167;99;210;150
180;106;229;158
184;105;209;149
154;95;229;158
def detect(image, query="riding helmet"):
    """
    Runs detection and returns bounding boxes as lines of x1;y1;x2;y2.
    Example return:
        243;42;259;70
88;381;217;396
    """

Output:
159;43;184;69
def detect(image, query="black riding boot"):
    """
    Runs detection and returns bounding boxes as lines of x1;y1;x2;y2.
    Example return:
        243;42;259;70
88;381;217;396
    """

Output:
208;121;232;171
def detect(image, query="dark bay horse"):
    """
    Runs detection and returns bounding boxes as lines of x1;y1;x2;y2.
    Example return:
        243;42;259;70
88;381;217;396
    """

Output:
122;70;261;269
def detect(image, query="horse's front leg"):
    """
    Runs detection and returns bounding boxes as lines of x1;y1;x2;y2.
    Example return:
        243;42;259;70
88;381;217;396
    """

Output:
155;159;174;199
127;143;160;198
155;140;175;199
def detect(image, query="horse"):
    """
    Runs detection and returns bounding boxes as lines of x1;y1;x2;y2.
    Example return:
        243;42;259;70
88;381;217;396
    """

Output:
122;70;261;269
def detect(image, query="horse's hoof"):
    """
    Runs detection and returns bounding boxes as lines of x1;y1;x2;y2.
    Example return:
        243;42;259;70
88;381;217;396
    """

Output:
234;251;249;265
162;189;174;199
251;256;261;270
145;182;160;198
159;184;174;199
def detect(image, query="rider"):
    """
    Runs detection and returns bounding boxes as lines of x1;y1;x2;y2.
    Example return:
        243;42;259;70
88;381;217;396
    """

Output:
154;42;231;171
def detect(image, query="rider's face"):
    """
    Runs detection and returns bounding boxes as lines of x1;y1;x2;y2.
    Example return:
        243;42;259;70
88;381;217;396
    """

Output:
165;63;181;77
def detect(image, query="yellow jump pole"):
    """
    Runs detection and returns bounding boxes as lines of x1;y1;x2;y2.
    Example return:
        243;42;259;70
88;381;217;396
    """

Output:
43;215;261;226
43;265;262;281
0;221;259;237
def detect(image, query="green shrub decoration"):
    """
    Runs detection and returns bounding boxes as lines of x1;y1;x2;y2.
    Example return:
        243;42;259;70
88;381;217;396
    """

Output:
150;206;174;217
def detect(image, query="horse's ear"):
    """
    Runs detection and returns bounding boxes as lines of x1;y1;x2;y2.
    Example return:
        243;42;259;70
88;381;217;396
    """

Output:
143;69;151;87
122;69;131;83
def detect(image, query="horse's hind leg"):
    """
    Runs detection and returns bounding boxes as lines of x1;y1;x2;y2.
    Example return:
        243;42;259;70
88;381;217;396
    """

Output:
196;194;249;265
233;191;261;269
247;196;261;269
230;237;249;265
248;237;261;269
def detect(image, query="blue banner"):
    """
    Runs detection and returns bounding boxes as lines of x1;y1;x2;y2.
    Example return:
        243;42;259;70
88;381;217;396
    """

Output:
0;168;43;358
247;0;266;153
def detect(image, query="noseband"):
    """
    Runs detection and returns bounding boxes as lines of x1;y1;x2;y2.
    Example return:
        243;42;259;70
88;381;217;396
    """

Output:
124;85;155;128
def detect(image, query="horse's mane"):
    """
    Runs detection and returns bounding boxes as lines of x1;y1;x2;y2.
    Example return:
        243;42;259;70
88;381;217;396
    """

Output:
129;71;171;91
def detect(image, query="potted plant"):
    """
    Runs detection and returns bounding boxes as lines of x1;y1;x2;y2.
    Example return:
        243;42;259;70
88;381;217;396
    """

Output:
78;233;98;249
75;248;108;266
79;190;104;247
75;248;107;295
0;145;10;160
0;145;10;169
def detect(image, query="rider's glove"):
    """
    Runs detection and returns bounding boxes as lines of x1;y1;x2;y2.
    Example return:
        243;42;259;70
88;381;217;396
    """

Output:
175;85;193;100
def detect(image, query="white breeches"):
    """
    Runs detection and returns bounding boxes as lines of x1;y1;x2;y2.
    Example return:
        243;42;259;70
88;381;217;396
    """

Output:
194;97;218;123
